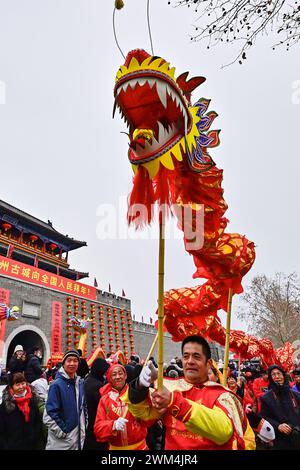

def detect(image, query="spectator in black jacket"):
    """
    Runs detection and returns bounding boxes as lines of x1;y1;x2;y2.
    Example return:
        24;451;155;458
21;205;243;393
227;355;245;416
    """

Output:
260;364;300;450
83;358;110;450
76;349;90;379
7;345;26;374
25;346;43;383
0;372;42;449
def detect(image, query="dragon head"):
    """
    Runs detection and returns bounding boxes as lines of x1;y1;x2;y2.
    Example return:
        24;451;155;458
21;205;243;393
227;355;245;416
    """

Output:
114;49;220;179
70;316;92;333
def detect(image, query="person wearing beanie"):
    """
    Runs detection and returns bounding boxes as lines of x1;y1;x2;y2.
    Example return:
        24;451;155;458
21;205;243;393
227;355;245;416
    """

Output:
7;346;26;375
83;358;110;450
43;349;87;450
94;363;154;450
260;364;300;449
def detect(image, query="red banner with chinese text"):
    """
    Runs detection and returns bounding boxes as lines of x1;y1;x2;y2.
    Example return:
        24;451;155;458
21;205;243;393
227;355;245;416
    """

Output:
51;301;63;357
0;288;10;358
0;255;96;300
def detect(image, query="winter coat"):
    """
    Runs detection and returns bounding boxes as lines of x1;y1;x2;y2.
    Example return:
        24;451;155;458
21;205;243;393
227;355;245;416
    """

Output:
25;354;43;383
0;386;42;450
77;358;89;379
43;367;88;450
94;383;153;450
83;374;107;450
260;389;300;449
7;356;26;374
260;365;300;450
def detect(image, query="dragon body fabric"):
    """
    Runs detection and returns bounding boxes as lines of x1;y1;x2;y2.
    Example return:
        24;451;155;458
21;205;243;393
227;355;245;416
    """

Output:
114;49;293;369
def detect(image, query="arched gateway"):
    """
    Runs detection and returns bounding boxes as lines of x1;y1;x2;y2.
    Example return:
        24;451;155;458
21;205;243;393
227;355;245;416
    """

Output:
4;324;50;367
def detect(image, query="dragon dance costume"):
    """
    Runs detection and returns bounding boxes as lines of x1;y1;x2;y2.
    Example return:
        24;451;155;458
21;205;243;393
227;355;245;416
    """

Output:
121;378;255;450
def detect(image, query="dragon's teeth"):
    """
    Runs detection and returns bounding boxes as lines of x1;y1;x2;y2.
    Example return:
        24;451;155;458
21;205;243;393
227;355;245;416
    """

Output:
146;78;156;88
137;77;147;86
122;82;130;93
156;81;168;108
184;114;188;136
157;121;165;141
128;79;139;90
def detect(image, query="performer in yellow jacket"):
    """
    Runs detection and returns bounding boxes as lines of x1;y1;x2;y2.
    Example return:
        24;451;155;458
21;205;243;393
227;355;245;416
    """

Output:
121;335;256;450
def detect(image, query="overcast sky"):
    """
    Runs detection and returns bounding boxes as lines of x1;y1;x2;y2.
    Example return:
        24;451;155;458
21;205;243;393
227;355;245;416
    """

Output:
0;0;299;334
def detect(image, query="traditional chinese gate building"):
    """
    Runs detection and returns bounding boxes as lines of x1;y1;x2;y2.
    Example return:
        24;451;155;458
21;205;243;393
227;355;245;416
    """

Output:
0;199;134;366
0;200;222;367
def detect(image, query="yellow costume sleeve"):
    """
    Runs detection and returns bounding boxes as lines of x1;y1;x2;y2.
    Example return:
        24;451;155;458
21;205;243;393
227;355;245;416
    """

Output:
120;387;161;421
174;396;233;445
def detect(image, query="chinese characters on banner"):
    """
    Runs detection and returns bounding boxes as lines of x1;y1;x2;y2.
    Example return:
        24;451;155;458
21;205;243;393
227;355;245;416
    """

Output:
0;254;96;300
0;288;10;358
51;301;62;358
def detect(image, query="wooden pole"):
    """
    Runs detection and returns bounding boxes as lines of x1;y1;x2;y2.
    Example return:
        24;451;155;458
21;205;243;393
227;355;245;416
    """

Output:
222;288;233;386
144;317;165;366
157;213;165;390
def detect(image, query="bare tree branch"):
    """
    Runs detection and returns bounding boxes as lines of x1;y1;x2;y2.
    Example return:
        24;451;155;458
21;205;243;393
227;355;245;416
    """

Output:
237;272;300;346
169;0;300;65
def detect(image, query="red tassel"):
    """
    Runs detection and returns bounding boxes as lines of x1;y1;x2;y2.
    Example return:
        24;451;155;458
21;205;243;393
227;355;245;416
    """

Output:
127;166;155;228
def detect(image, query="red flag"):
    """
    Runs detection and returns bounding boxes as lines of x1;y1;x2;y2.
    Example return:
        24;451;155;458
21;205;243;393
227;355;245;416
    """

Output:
7;244;14;258
94;278;98;288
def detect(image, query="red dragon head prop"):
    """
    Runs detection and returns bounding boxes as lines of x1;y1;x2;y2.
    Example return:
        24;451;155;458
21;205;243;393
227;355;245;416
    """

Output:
114;49;220;186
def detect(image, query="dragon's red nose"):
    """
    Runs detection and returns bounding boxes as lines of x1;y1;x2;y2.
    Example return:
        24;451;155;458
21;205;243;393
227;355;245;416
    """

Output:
124;49;151;67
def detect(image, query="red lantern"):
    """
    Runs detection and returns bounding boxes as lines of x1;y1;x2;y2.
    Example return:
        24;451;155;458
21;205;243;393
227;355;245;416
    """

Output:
49;242;57;250
2;222;12;232
29;234;39;242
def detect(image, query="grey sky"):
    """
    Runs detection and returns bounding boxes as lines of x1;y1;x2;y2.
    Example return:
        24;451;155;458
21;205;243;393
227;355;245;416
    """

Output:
0;1;299;335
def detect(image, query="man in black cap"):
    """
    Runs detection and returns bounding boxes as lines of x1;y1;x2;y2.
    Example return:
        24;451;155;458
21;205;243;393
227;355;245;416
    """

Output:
43;349;87;450
24;346;43;383
260;364;300;449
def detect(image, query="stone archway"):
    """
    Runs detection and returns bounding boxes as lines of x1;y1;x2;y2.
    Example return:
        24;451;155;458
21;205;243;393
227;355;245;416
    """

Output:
4;324;50;367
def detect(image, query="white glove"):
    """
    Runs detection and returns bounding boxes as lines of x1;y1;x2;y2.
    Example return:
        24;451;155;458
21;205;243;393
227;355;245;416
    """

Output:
245;404;253;414
113;417;128;432
139;361;158;388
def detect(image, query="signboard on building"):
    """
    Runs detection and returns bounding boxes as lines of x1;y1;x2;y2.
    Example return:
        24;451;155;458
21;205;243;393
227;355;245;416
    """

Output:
51;301;63;357
0;254;96;300
0;287;10;358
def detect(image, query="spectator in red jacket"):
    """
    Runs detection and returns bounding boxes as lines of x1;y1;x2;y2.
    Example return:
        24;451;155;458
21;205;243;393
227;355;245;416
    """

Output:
253;370;269;412
94;363;154;450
